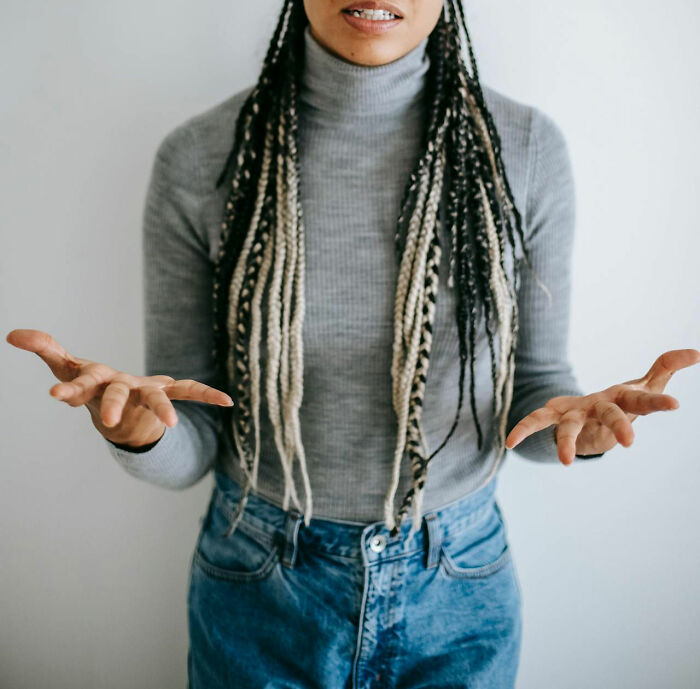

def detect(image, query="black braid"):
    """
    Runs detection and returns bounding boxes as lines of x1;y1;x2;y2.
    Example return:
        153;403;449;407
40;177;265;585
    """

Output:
210;0;536;536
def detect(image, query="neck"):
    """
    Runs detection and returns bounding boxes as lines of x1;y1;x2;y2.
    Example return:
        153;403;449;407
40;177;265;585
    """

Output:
299;24;431;120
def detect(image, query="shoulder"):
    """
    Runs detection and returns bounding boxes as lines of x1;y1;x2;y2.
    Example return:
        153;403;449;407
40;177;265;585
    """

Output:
151;83;256;194
481;83;569;157
479;83;573;214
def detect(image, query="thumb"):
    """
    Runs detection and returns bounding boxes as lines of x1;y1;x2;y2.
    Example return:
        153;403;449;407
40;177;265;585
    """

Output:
6;329;82;382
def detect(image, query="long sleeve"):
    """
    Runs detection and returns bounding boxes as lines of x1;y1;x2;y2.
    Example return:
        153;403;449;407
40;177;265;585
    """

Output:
103;122;223;488
505;108;605;463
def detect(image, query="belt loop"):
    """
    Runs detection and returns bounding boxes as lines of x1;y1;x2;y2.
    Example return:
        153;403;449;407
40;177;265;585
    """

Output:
282;508;303;569
423;512;441;569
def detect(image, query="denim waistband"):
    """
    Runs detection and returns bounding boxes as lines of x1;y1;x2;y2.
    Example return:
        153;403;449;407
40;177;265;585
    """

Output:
213;468;499;567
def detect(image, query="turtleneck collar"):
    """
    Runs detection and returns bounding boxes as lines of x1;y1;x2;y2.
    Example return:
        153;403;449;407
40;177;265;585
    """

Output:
299;23;430;119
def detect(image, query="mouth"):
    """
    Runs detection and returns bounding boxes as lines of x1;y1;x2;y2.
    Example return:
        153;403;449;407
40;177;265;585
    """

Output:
340;1;404;34
341;2;404;21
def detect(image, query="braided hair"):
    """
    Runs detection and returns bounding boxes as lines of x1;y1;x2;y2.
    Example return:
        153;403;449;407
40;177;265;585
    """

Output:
211;0;544;540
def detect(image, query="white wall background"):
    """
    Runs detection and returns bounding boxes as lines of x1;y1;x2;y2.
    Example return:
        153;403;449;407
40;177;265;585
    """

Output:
1;1;698;687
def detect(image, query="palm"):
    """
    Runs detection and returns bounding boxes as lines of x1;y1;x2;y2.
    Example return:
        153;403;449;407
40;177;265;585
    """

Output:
6;329;233;442
505;348;700;465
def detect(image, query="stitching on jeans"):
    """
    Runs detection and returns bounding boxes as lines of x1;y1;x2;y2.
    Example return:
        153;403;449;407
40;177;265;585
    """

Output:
303;543;425;562
214;490;277;549
193;544;279;582
440;543;511;579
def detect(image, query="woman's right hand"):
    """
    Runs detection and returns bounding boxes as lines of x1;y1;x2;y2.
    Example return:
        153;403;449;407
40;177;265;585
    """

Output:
6;328;234;448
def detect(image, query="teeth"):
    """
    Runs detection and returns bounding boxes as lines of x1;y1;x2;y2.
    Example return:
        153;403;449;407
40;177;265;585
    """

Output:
347;8;399;20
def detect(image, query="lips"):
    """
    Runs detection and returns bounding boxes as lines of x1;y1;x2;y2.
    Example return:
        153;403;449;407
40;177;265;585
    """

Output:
341;1;404;19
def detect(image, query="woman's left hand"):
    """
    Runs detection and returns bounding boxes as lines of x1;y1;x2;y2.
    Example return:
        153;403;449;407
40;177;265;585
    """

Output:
505;348;700;466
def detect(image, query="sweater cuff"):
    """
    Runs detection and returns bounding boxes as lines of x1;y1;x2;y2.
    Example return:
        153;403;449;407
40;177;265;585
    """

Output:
103;426;180;479
106;428;166;453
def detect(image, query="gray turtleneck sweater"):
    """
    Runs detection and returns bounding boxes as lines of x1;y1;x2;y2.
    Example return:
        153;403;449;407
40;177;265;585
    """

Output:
104;25;602;522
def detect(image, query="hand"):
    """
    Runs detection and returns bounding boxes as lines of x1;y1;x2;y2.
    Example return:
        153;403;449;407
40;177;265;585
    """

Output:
505;348;700;466
6;328;234;447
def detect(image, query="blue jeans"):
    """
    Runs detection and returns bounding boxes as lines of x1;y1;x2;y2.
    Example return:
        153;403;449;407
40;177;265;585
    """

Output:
187;468;522;688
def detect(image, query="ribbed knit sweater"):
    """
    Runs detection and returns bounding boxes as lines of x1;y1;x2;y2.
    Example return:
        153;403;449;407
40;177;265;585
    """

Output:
104;25;601;522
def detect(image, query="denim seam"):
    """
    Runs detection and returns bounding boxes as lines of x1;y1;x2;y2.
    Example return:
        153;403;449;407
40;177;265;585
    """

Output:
440;543;512;579
367;548;425;566
351;566;372;688
302;546;360;562
193;545;279;583
214;490;277;549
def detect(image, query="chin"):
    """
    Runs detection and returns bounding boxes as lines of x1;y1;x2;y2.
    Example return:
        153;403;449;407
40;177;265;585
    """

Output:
336;34;405;66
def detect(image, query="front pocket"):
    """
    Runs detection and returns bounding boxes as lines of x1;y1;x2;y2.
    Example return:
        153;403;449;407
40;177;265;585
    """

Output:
193;489;280;583
439;501;512;579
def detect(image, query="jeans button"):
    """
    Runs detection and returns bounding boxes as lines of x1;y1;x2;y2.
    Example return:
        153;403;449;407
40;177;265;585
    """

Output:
369;534;387;553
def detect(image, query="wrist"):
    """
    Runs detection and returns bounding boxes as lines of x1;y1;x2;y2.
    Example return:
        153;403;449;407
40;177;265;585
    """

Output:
106;425;166;452
99;416;167;449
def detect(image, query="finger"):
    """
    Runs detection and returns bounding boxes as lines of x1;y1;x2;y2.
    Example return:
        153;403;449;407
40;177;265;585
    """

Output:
641;348;700;390
100;380;133;427
554;410;587;466
593;399;634;447
505;406;559;449
7;329;81;381
138;386;179;427
164;379;234;406
50;364;114;406
615;388;680;415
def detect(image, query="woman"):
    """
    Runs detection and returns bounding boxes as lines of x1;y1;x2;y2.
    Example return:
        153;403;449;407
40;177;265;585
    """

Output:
7;0;698;686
